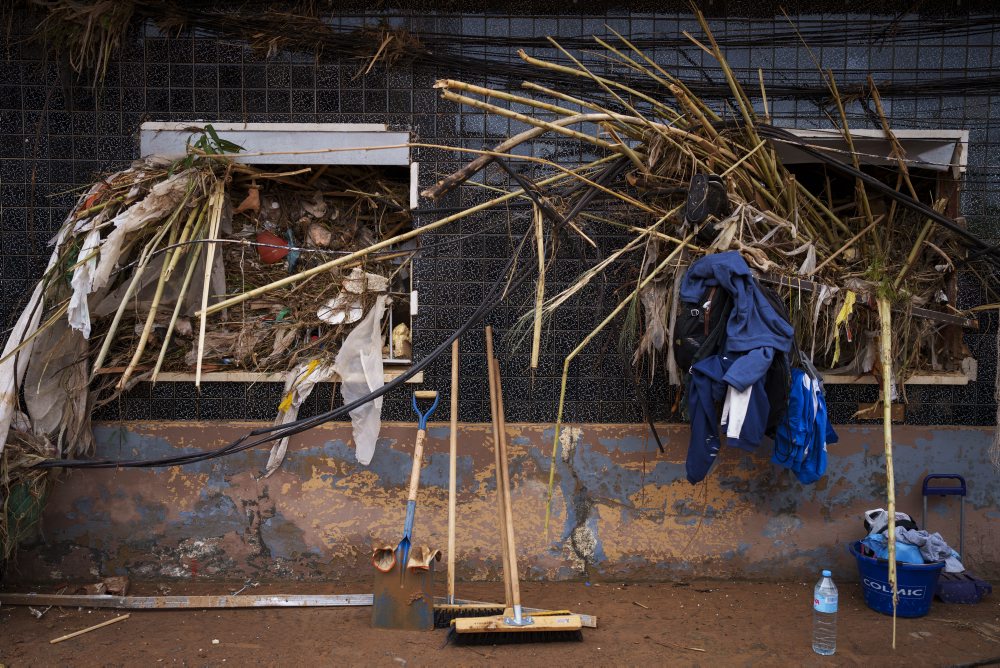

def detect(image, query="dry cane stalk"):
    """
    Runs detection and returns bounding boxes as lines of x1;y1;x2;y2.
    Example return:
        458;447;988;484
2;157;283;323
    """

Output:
547;36;672;153
423;113;612;199
808;216;882;277
439;89;618;152
520;81;608;115
116;195;197;390
196;185;225;388
90;196;186;377
826;71;877;251
893;198;948;291
435;79;578;117
517;49;679;120
691;10;779;194
201;157;620;317
605;26;718;122
878;296;899;649
531;204;545;371
151;208;208;383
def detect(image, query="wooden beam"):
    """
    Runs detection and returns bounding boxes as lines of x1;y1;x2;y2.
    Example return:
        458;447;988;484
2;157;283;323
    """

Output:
823;371;971;386
0;593;373;610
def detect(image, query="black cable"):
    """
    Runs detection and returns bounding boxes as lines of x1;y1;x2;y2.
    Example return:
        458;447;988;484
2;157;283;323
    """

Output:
738;122;1000;272
36;225;536;469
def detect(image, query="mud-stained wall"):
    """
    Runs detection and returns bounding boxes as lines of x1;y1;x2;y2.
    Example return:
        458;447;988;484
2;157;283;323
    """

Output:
10;422;999;583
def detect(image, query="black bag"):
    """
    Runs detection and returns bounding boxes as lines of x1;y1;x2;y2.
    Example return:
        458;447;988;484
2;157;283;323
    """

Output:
685;174;732;246
673;285;733;372
757;281;792;436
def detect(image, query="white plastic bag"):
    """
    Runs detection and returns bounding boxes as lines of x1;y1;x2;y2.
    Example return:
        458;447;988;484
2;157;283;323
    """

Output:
264;361;337;477
333;295;387;465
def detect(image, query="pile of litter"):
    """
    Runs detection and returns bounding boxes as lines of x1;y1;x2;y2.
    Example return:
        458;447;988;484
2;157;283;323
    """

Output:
0;132;414;547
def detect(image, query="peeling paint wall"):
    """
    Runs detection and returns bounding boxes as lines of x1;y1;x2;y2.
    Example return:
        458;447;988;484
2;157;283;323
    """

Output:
9;422;999;583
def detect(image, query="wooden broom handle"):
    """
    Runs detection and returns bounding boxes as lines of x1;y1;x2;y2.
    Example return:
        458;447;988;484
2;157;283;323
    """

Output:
493;356;522;610
447;338;459;602
485;326;513;607
407;428;426;503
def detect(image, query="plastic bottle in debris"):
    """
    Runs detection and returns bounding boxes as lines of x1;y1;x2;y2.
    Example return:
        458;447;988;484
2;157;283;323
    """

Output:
812;569;838;656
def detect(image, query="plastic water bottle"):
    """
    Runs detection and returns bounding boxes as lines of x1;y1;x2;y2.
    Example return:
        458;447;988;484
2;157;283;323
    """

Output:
812;569;838;655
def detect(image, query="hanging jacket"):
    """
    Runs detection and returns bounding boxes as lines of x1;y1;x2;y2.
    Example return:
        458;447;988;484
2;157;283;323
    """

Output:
686;353;771;483
770;368;838;484
681;252;795;484
679;251;795;356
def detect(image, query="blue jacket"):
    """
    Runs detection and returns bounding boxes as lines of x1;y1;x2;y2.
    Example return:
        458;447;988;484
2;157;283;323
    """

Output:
679;251;794;355
686;354;771;484
771;368;838;484
682;252;795;483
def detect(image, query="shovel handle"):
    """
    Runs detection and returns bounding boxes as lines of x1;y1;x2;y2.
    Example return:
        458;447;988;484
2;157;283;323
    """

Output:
407;428;426;503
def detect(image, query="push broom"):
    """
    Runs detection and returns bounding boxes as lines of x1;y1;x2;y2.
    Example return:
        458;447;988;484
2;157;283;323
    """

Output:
451;330;582;644
434;337;504;627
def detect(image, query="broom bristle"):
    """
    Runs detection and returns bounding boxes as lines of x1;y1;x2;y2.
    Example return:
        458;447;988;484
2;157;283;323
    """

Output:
450;613;584;645
433;604;505;628
449;627;584;645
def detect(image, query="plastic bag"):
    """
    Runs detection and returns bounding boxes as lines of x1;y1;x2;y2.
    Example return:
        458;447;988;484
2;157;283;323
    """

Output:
333;295;387;465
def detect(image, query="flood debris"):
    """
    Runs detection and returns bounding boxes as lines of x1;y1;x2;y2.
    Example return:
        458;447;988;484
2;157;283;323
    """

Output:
0;128;415;554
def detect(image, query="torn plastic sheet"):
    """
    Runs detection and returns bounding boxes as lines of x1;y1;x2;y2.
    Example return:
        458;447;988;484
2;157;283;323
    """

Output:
263;360;337;478
91;169;194;294
334;294;387;466
24;319;92;458
0;280;46;456
68;228;101;338
0;229;68;455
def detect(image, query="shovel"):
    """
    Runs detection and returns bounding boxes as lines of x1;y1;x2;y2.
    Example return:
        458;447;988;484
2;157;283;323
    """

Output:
371;389;440;631
398;390;440;570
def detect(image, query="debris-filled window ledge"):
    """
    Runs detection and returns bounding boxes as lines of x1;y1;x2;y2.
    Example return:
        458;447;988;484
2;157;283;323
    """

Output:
822;371;973;385
0;122;421;471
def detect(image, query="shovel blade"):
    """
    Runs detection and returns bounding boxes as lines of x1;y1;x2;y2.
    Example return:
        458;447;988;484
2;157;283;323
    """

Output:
371;552;435;631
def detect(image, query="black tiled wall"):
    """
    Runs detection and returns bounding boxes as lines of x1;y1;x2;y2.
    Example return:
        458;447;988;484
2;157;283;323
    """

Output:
2;7;998;425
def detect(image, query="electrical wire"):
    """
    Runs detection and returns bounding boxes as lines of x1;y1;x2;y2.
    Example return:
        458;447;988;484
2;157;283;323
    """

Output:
745;122;1000;273
34;226;536;470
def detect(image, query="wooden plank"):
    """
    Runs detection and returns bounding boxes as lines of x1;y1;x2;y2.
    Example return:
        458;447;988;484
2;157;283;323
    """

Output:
439;597;597;628
0;593;373;610
823;372;970;385
454;613;582;633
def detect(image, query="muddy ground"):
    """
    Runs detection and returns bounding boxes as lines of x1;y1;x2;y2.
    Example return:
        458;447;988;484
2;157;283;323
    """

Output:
1;579;997;666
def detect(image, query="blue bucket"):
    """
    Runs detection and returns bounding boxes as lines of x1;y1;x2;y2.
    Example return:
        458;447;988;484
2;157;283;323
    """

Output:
850;541;945;618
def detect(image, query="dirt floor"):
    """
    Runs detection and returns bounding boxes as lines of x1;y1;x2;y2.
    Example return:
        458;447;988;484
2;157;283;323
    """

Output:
1;578;998;667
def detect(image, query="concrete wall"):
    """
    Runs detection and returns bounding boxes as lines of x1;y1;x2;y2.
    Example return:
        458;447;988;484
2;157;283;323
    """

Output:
9;421;998;583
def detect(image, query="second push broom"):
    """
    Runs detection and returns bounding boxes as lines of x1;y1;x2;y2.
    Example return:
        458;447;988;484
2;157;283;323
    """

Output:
451;327;583;644
434;337;504;627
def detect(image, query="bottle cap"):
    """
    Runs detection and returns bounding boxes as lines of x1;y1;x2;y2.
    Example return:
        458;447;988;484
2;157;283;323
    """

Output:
822;569;832;577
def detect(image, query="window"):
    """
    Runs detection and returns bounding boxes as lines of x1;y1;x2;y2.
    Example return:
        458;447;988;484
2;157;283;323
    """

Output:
137;122;421;383
772;128;974;385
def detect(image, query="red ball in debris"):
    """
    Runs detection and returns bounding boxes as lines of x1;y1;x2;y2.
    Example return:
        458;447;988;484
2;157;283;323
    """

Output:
256;230;289;264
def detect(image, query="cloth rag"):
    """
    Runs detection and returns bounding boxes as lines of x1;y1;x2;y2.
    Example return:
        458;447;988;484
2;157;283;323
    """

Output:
899;528;965;573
